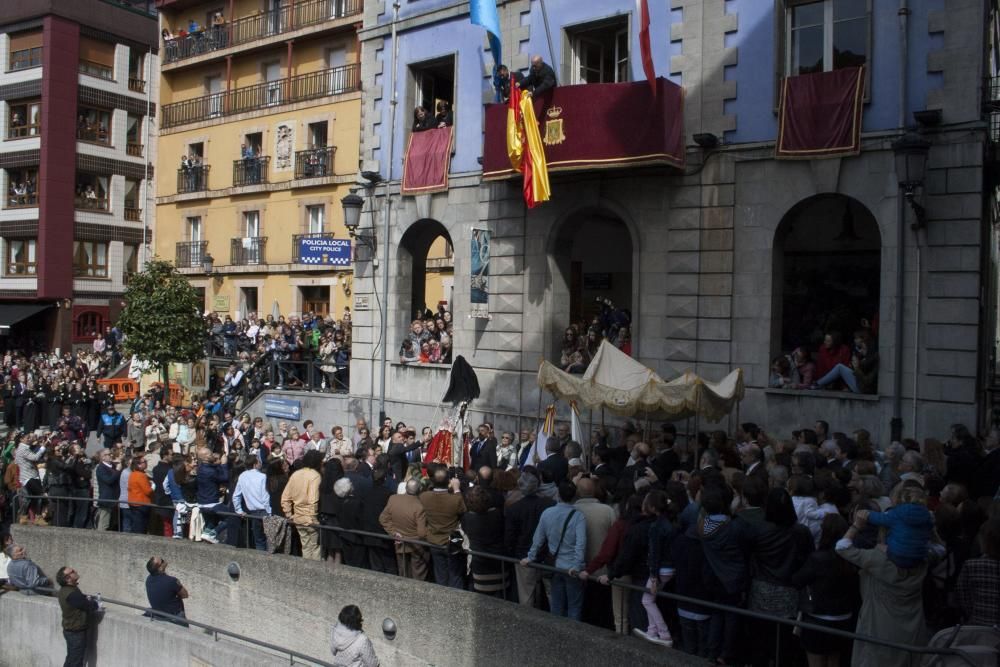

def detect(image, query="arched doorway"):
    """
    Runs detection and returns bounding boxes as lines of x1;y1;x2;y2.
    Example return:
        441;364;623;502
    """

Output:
396;219;454;342
772;194;881;380
548;209;635;367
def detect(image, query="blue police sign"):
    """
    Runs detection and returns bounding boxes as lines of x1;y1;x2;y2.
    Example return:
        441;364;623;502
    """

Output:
298;237;352;265
264;396;301;420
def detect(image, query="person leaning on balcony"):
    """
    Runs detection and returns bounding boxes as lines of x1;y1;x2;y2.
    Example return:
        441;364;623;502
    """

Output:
412;106;433;132
521;55;557;97
434;101;453;128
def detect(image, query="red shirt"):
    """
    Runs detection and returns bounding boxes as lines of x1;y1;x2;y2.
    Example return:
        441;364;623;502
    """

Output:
815;344;850;380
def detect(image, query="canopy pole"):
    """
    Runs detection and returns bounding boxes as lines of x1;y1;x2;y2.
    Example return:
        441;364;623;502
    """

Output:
735;398;741;435
644;412;651;444
587;408;594;472
694;414;701;469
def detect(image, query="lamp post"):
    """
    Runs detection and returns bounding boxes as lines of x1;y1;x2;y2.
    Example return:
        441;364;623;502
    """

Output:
342;188;383;426
889;132;930;442
201;253;215;275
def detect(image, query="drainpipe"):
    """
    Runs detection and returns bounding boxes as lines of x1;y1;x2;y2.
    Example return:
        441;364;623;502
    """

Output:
141;46;152;268
377;1;401;423
891;0;911;443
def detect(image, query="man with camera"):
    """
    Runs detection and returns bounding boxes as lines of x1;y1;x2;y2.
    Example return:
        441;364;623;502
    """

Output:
46;442;92;528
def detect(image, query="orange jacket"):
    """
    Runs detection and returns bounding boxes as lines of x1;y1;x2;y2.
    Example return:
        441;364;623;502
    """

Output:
128;470;153;506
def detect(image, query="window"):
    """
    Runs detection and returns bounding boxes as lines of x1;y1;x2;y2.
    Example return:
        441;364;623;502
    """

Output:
785;0;869;76
264;61;283;105
75;173;110;211
124;179;141;221
306;205;325;233
126;114;143;156
128;50;145;92
308;121;328;148
74;310;106;341
77;107;113;145
188;216;203;241
188;142;205;159
6;239;36;275
300;286;330;317
409;55;455;129
568;17;629;84
244;210;261;237
73;241;109;277
7;101;41;139
79;37;115;80
123;244;139;283
8;31;42;71
206;75;224;116
5;168;39;208
245;132;263;154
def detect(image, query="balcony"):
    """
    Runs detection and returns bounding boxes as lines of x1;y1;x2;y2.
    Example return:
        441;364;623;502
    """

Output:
127;142;144;157
77;126;110;145
231;237;267;266
75;196;109;212
177;165;209;193
5;193;38;209
481;78;685;179
295;146;336;179
128;78;146;93
124;205;142;222
6;124;41;140
161;64;360;128
79;60;114;81
233;156;270;187
176;240;207;269
162;0;363;65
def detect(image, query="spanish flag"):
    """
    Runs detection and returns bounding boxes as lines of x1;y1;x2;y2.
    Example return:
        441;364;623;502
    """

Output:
506;80;550;208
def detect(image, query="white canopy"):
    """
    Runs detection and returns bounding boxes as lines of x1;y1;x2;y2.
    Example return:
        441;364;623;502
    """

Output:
537;341;744;421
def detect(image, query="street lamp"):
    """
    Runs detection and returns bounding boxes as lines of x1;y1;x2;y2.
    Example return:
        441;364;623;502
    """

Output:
341;190;364;235
892;132;931;228
202;253;215;275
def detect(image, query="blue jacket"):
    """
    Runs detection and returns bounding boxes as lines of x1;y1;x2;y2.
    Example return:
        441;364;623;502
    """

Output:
165;469;185;503
868;503;934;566
196;463;229;505
526;502;587;571
99;412;125;440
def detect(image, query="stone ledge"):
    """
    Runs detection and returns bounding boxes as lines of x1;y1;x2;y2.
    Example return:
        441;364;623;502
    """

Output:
764;388;879;402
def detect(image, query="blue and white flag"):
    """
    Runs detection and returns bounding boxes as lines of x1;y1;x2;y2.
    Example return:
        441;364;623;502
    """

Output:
470;0;503;71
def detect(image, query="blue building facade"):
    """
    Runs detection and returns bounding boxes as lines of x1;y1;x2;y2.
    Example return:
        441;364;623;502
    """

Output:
348;0;999;444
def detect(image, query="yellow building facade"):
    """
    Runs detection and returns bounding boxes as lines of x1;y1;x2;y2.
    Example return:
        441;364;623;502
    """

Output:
154;0;363;321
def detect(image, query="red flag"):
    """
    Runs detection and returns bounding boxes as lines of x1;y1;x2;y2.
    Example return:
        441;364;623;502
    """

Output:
639;0;656;93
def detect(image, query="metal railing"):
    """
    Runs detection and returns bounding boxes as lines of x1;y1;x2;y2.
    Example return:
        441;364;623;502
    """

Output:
126;142;144;157
295;146;336;179
6;124;41;139
176;241;208;269
10;494;984;667
77;127;111;145
20;581;334;667
79;60;114;81
162;0;363;65
5;193;38;208
230;236;267;266
233;156;269;186
177;165;210;193
123;206;142;222
161;64;360;128
74;196;109;212
128;77;146;93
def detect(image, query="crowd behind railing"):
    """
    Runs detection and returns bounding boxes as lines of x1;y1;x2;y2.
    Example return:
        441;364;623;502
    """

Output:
1;379;998;665
558;298;632;373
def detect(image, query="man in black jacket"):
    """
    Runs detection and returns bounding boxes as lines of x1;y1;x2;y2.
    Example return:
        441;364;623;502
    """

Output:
469;424;498;471
57;565;99;667
359;467;397;575
504;471;554;607
94;449;121;530
387;431;421;482
522;55;557;96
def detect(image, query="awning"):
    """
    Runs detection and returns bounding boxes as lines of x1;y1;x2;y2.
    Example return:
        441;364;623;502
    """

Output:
0;304;52;328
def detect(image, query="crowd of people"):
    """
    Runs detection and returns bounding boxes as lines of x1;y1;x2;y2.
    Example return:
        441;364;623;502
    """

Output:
6;178;37;208
770;328;880;395
399;304;454;365
161;13;229;62
559;298;632;373
2;378;997;666
203;309;352;394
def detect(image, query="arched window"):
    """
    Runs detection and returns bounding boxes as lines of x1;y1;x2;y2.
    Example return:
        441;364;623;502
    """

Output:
396;219;453;364
772;194;881;392
72;309;106;342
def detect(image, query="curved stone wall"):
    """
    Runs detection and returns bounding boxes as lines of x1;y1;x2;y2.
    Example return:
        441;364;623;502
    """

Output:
11;526;686;667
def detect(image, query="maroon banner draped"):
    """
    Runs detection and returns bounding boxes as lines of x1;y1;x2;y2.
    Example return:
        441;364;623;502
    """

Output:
482;77;684;179
402;127;453;195
776;67;865;160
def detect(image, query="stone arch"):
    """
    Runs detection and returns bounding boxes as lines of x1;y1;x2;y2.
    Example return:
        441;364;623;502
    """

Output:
395;218;454;348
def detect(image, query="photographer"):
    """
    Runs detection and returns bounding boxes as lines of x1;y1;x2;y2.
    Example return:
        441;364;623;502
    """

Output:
15;434;48;525
46;441;74;527
66;444;92;529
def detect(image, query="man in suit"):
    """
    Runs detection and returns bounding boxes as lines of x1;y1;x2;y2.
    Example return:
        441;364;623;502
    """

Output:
387;431;421;482
469;423;497;471
742;444;768;485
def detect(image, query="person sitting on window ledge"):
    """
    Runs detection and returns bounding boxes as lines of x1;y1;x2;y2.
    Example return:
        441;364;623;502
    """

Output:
434;101;453;128
399;339;419;365
814;332;851;383
521;55;557;97
412;106;433;133
789;347;815;389
813;330;878;394
769;356;792;388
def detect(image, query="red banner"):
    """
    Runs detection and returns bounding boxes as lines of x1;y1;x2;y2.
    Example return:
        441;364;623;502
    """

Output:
483;77;685;179
402;127;454;195
776;67;865;160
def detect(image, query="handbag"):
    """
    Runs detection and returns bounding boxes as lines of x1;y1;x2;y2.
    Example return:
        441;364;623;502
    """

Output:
538;509;577;578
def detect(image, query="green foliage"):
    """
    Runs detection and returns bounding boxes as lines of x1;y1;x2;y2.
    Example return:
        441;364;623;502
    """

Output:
117;258;205;371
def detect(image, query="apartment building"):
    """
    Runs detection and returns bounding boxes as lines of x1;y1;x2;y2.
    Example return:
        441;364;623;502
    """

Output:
0;0;159;351
153;0;365;321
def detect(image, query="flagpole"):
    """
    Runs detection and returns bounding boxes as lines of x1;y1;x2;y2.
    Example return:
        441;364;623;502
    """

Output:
536;0;556;68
